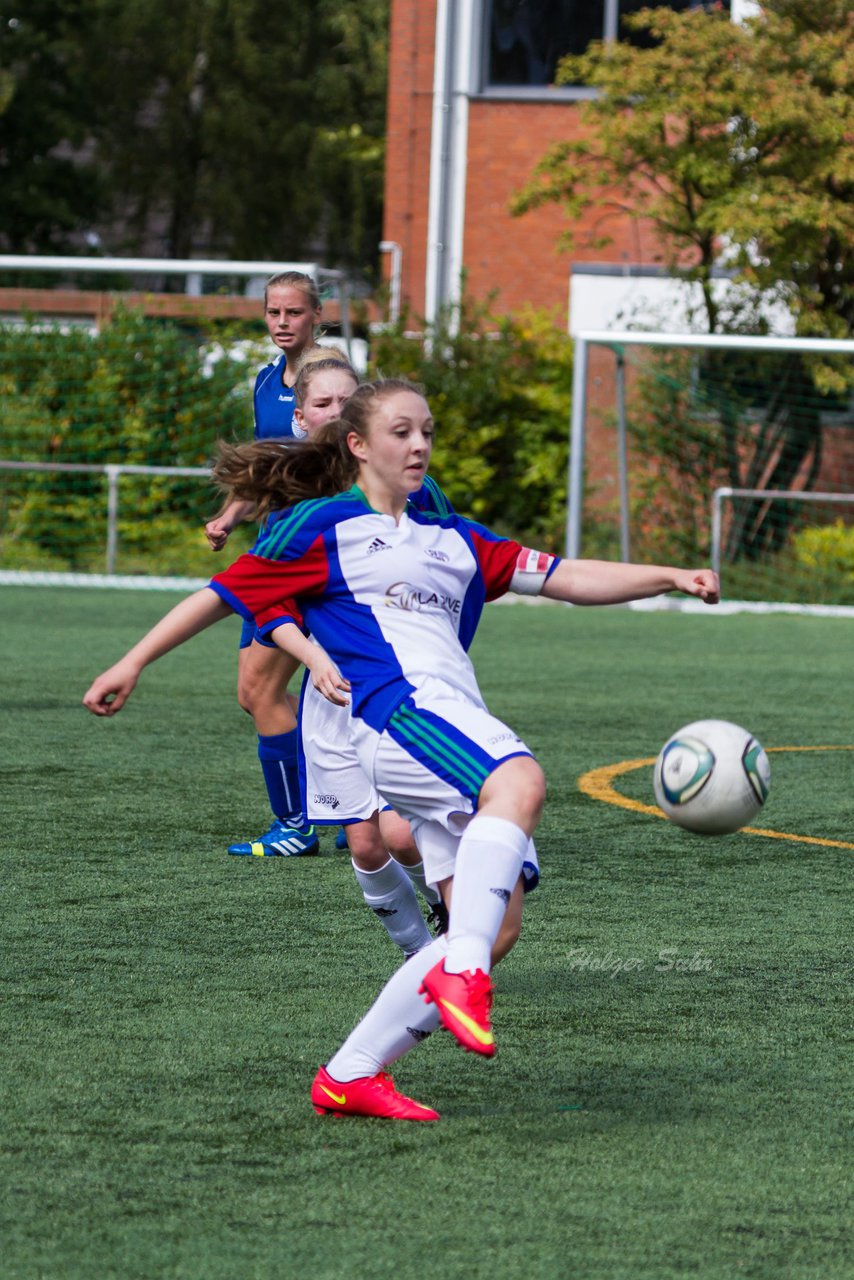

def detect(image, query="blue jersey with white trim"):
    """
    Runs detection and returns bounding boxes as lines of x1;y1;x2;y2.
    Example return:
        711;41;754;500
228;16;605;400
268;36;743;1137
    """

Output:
253;354;297;440
210;485;556;733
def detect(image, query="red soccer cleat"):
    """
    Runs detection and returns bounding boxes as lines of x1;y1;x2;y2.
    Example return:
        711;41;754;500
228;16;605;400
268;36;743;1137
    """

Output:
310;1065;440;1121
419;961;495;1056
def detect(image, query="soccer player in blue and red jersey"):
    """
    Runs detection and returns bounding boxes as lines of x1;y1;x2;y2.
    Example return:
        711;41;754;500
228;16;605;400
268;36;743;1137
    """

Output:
211;409;456;960
83;378;719;1122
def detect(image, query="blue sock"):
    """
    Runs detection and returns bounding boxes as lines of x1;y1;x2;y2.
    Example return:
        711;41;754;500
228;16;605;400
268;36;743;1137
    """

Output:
257;730;304;828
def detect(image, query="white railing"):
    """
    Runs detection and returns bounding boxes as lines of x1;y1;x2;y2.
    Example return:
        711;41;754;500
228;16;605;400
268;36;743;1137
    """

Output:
0;460;210;574
0;253;356;354
0;253;327;291
710;487;854;578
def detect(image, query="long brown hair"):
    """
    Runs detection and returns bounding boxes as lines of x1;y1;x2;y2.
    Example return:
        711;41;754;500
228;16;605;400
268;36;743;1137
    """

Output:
211;378;425;520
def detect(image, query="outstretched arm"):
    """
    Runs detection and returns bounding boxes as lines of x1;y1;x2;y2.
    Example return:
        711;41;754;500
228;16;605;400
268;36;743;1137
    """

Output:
82;588;233;716
541;559;720;606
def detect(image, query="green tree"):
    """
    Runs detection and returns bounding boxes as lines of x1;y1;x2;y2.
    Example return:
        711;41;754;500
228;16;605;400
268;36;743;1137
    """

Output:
0;0;389;276
89;0;389;273
512;0;854;562
0;310;255;572
370;297;574;550
0;1;105;252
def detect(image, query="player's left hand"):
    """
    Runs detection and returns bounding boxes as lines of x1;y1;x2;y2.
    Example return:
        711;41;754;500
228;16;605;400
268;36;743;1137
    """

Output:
306;651;351;707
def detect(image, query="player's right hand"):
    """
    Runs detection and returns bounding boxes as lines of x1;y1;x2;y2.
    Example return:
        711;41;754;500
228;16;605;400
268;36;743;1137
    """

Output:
82;662;140;716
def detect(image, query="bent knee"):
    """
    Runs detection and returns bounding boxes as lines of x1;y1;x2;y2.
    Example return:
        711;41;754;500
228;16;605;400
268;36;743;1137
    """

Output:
523;758;547;812
480;755;546;829
345;824;386;864
236;684;255;716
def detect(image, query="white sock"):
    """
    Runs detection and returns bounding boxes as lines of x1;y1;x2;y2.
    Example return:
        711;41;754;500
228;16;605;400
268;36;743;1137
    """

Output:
326;937;446;1081
399;858;442;906
352;857;432;957
445;815;528;976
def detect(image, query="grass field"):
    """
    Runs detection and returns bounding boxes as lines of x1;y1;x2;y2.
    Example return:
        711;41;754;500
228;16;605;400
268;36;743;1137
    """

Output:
2;585;852;1280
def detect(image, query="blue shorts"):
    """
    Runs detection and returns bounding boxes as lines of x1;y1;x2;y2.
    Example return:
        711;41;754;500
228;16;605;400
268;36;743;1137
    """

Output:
239;617;278;650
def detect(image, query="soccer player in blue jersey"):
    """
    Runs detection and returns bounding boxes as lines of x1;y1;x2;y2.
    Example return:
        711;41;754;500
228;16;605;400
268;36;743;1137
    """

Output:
83;378;719;1122
204;278;331;861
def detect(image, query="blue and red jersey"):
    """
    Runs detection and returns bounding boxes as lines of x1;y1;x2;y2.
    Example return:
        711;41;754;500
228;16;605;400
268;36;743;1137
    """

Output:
209;483;557;732
241;474;456;639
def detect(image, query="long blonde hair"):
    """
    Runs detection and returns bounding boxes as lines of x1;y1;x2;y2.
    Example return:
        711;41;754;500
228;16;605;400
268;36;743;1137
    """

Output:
263;270;320;311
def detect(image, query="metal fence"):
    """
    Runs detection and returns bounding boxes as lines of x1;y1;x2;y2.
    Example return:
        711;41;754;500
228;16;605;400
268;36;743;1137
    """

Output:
0;460;211;574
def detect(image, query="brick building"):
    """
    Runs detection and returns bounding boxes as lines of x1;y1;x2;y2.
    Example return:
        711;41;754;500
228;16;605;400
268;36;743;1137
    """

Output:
380;0;750;332
377;3;854;561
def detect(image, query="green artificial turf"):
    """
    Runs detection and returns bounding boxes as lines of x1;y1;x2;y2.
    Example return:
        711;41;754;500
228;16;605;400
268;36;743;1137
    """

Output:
1;586;852;1279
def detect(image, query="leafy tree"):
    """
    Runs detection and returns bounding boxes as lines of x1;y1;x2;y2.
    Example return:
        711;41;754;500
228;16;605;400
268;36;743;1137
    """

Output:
0;1;105;252
88;0;389;272
0;310;254;571
0;0;389;276
512;1;854;562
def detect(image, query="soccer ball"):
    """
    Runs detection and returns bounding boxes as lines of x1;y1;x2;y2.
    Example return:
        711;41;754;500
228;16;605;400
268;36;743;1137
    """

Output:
653;719;771;835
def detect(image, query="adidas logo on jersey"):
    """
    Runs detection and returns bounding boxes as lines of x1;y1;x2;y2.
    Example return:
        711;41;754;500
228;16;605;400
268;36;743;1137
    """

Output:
367;537;391;555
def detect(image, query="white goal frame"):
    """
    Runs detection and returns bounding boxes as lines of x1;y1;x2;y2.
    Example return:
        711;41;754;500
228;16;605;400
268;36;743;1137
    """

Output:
567;330;854;562
710;488;854;579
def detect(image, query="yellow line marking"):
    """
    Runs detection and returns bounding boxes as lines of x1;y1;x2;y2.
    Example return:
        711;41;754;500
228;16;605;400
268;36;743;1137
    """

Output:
577;746;854;851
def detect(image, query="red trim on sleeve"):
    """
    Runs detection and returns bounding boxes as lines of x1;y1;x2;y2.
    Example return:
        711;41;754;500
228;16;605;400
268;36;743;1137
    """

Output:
468;531;525;601
256;596;305;633
212;540;328;621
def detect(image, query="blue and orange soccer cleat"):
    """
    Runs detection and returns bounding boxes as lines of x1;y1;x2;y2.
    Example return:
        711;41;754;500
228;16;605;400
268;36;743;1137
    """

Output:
227;819;319;858
311;1065;439;1121
419;961;495;1056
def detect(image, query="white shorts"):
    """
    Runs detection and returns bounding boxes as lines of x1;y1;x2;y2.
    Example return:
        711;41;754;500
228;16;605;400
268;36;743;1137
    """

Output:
349;678;533;836
302;674;541;892
412;819;541;894
299;677;386;825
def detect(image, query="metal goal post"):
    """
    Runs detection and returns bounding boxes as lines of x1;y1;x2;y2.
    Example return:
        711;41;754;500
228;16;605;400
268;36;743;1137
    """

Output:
567;330;854;561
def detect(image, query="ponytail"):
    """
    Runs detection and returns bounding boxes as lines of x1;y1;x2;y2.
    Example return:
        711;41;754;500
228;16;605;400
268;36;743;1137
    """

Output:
211;430;356;521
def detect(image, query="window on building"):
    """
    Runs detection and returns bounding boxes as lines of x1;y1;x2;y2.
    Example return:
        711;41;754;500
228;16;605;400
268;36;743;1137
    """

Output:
485;0;732;91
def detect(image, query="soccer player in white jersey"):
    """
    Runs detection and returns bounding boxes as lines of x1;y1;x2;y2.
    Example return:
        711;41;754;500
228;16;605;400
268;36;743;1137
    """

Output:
83;378;719;1122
